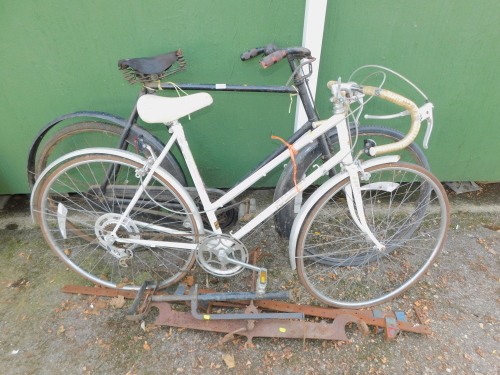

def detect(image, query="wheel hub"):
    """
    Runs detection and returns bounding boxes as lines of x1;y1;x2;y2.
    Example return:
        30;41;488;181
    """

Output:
94;213;140;260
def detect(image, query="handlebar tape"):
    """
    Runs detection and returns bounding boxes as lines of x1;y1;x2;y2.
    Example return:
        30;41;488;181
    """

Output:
264;44;280;55
362;86;420;156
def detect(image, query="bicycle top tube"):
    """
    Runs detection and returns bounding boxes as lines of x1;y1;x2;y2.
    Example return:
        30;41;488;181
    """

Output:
134;44;319;120
143;82;297;94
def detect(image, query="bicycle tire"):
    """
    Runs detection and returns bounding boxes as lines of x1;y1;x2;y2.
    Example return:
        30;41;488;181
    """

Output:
295;162;449;308
35;121;187;186
35;153;199;290
274;125;430;239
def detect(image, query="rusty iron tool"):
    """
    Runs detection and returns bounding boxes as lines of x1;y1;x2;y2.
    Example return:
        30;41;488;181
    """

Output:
120;281;303;320
152;285;304;320
126;280;157;321
150;285;291;303
374;309;400;340
248;246;273;264
189;285;303;320
152;302;368;345
385;317;399;340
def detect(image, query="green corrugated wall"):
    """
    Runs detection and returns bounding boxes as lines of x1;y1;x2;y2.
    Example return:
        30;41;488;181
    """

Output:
0;0;498;194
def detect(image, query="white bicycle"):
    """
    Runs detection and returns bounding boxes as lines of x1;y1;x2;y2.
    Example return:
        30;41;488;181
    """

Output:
31;46;449;308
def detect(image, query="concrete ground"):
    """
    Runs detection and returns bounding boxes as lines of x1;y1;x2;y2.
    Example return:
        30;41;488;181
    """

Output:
0;184;499;374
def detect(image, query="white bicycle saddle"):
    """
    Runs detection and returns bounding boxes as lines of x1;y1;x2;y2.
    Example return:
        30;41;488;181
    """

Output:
137;93;213;124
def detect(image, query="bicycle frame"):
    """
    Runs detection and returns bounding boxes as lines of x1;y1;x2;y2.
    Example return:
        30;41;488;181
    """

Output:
111;109;385;253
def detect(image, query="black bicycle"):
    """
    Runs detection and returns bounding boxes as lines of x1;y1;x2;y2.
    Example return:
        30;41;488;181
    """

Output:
27;45;430;239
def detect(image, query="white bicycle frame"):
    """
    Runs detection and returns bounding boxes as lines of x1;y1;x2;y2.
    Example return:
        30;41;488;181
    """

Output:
110;109;386;254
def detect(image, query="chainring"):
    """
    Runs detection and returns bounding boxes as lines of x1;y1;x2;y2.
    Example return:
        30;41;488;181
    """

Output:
196;234;248;277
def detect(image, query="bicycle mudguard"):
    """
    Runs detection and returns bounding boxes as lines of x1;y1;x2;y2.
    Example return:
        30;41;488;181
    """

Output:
26;111;187;188
287;155;400;270
30;147;205;235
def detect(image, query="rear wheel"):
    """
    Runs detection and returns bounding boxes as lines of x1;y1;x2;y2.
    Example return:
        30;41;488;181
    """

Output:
295;162;449;308
35;153;198;290
35;121;186;186
274;125;430;239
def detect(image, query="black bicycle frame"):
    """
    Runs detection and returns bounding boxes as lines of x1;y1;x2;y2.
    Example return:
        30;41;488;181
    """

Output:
94;52;336;196
134;56;334;183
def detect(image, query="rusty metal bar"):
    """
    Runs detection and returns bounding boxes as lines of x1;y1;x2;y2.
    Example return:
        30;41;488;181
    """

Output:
250;300;430;335
61;284;137;299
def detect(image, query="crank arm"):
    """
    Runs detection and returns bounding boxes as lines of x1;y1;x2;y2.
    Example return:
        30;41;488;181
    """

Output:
217;255;268;295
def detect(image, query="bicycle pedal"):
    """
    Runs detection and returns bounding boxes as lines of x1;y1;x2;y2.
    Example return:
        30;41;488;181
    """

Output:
238;199;256;221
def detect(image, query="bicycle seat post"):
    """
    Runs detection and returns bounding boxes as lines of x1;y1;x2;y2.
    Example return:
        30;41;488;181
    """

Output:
115;88;147;151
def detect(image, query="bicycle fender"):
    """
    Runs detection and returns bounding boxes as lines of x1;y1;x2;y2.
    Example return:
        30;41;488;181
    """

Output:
26;111;189;189
27;111;128;185
287;155;400;270
30;147;205;236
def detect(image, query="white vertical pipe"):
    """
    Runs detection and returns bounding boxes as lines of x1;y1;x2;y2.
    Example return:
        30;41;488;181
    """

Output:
294;0;328;130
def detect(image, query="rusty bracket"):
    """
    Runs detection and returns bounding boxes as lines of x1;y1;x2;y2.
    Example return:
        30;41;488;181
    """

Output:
126;280;157;321
152;301;368;345
248;246;273;264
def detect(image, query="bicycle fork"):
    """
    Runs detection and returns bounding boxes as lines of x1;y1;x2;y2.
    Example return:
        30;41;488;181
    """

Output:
335;108;386;252
344;164;385;252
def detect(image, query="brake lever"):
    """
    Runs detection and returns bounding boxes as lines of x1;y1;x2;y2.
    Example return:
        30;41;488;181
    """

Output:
364;102;434;149
420;102;434;149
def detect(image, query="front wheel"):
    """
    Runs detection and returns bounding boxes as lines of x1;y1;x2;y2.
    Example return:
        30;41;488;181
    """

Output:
34;153;199;290
295;162;449;308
